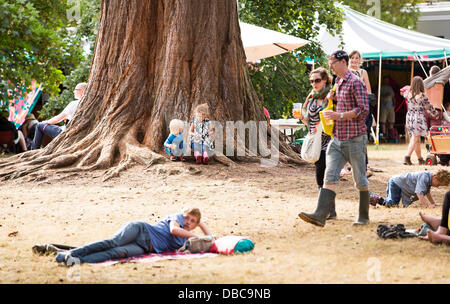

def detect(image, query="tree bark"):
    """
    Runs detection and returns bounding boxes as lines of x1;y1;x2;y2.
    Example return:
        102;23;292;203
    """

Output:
0;0;303;181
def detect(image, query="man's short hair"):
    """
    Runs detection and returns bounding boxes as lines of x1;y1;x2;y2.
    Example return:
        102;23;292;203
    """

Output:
75;83;88;91
329;50;349;65
430;66;441;76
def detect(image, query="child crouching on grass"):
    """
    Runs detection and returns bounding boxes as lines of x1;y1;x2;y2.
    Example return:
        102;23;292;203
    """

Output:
164;119;186;161
370;169;450;208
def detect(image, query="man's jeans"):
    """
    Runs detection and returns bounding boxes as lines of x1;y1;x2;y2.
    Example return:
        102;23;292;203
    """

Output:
385;179;402;207
324;134;369;190
68;221;151;263
31;122;62;150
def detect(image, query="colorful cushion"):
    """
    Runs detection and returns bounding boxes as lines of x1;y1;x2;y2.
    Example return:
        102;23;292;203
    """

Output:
209;236;254;254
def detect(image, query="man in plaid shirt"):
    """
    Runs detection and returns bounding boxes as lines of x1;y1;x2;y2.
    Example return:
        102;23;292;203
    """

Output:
299;50;370;227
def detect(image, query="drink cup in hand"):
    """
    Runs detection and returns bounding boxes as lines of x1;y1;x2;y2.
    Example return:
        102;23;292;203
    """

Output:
293;103;303;119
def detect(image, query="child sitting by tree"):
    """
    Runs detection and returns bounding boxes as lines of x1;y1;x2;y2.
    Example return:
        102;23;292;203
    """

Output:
189;103;214;165
56;207;212;266
370;169;450;208
164;119;186;161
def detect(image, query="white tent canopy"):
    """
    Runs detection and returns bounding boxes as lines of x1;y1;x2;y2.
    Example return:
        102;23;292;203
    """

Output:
239;22;310;62
318;5;450;60
318;5;450;145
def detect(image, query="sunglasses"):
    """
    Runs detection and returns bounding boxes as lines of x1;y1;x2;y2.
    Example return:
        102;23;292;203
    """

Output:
309;78;323;84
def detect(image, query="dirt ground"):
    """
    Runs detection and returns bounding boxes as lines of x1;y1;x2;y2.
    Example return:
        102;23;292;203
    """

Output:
0;143;449;284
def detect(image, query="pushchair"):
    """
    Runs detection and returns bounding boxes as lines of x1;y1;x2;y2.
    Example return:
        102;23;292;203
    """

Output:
426;125;450;166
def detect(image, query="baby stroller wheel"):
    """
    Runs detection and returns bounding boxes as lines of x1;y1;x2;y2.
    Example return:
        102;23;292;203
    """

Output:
426;154;437;166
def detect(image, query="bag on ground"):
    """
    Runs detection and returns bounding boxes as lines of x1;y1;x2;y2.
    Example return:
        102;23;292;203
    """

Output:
177;235;214;253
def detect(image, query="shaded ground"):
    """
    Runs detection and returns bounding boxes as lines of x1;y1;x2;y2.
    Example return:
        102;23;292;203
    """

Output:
0;144;449;283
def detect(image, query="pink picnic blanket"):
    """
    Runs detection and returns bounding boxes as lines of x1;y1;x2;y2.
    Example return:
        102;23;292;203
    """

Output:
89;236;252;266
89;251;218;266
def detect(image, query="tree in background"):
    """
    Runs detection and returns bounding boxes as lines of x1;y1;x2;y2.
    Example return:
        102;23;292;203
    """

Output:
340;0;424;30
0;0;305;181
39;0;345;121
238;0;344;119
0;0;84;112
39;0;100;119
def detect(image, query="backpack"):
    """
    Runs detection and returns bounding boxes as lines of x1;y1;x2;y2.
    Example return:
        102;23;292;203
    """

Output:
177;236;214;253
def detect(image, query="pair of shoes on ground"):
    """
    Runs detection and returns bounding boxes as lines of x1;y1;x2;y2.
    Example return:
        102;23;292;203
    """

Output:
55;252;79;266
32;244;65;255
195;155;209;165
369;192;384;206
404;156;425;165
377;224;416;239
369;192;400;208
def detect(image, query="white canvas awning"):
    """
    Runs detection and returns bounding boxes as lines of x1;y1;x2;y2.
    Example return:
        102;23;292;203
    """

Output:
239;22;310;62
318;5;450;60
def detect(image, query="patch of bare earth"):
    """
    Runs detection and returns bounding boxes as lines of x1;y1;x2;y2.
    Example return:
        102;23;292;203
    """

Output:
0;144;449;283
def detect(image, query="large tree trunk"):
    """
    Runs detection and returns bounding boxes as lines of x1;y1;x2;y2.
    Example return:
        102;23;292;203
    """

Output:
0;0;302;181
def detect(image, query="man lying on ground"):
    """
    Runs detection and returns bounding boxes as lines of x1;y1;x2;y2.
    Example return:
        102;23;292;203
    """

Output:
55;207;212;266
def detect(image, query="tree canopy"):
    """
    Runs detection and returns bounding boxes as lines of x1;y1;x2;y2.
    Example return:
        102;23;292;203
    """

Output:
0;0;85;111
39;0;346;120
39;0;100;119
238;0;344;119
340;0;424;30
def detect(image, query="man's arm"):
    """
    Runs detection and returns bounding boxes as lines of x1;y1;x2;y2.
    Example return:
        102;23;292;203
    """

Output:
44;112;67;125
417;193;433;208
425;192;436;206
169;220;199;238
352;80;369;119
198;222;212;236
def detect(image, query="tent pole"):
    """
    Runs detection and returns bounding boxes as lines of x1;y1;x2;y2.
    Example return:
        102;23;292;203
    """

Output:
415;52;428;77
445;50;449;67
410;61;414;83
376;54;382;146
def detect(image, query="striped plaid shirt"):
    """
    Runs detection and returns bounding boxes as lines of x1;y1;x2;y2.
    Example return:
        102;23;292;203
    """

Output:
333;70;369;140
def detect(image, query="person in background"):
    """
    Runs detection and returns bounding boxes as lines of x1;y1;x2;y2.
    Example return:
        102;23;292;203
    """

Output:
19;113;38;150
404;76;439;165
419;191;450;244
189;103;215;165
348;50;373;178
164;119;186;161
298;50;370;227
379;76;396;138
294;67;335;218
31;82;87;150
370;169;449;208
349;50;371;94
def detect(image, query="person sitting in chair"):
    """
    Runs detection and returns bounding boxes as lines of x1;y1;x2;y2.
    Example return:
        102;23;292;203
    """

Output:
31;83;87;150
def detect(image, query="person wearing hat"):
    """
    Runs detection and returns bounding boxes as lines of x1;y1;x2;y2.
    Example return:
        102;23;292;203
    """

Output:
298;50;370;227
31;83;87;150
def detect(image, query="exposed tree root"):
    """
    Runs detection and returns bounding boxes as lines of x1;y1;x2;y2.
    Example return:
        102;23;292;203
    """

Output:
0;120;305;182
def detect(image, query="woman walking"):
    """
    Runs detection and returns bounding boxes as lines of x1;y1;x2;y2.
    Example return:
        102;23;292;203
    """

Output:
294;67;336;218
404;76;440;165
